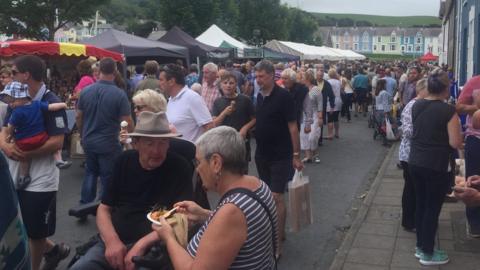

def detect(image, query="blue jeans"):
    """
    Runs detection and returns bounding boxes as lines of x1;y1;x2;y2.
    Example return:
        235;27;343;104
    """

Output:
80;148;121;204
465;136;480;232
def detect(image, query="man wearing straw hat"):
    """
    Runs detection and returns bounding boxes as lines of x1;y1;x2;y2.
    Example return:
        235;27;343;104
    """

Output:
70;111;194;270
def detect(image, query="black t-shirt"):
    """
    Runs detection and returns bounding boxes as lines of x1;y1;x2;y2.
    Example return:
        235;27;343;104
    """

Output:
287;83;309;129
255;85;296;161
212;94;255;132
409;99;455;172
102;150;193;244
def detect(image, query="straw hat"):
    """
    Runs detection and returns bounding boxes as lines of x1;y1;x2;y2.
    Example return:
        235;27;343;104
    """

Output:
128;111;180;138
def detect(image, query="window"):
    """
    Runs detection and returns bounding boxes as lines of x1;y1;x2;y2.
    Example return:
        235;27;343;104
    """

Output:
377;36;381;42
354;43;358;50
391;36;396;42
405;37;410;43
391;44;396;51
415;46;421;51
354;35;359;42
416;32;422;43
407;45;412;51
401;46;405;51
363;32;369;42
381;45;386;51
336;43;339;48
373;45;377;51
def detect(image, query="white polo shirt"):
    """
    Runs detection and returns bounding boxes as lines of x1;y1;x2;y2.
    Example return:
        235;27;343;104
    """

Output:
167;86;212;142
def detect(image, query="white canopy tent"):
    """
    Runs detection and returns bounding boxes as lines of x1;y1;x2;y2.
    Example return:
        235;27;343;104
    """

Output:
196;24;250;57
325;47;366;60
264;40;366;61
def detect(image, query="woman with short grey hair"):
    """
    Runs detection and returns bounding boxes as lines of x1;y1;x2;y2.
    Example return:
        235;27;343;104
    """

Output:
153;126;279;269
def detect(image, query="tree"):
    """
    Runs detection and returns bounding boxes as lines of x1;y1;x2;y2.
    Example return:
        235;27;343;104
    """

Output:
157;0;218;37
286;8;318;44
214;0;239;37
127;21;157;37
99;0;142;25
237;0;289;45
0;0;110;41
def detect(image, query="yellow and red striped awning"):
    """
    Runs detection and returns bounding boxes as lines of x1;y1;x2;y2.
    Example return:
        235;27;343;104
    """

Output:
0;40;124;62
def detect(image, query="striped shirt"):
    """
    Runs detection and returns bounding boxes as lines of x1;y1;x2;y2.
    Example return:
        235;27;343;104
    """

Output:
187;181;278;269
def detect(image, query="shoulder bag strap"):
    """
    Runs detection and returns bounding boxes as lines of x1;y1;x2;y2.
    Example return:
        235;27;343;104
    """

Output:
219;187;278;269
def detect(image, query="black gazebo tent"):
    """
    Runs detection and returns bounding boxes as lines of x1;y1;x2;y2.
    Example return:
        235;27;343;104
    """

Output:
158;26;231;61
81;29;189;65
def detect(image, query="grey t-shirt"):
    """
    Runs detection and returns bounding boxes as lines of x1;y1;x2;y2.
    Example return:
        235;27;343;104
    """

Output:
78;80;131;153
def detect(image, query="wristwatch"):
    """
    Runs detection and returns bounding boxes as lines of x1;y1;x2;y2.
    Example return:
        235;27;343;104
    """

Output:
293;152;300;157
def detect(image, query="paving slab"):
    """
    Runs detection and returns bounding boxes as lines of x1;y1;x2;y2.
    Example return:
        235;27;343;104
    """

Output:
329;143;480;270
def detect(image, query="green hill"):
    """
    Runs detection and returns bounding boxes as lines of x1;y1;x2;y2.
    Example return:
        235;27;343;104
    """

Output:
311;13;441;28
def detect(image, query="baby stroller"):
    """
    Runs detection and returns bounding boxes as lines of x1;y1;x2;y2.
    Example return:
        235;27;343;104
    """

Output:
372;110;388;146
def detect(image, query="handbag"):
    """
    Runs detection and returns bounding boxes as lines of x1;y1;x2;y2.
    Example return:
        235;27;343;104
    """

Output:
288;170;313;232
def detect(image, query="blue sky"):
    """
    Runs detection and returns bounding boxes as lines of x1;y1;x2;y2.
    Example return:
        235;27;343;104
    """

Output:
281;0;441;16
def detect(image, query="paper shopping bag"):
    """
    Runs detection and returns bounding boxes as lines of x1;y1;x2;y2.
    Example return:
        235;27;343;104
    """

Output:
70;132;85;159
385;118;396;141
288;170;313;232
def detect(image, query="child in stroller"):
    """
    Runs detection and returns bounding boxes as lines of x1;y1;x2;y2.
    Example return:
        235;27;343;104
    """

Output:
372;79;398;145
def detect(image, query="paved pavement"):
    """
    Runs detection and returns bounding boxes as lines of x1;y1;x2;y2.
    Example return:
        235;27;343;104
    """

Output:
329;144;480;270
50;116;389;269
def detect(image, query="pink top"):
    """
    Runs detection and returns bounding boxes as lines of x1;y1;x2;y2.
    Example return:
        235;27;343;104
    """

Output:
74;75;95;95
458;75;480;138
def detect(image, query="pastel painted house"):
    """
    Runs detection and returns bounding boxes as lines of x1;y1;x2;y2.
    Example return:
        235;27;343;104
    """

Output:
317;26;441;56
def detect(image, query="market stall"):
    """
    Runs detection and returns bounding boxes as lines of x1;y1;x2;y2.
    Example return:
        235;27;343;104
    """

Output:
0;40;125;134
264;40;366;61
159;26;231;61
196;24;262;58
81;29;189;65
1;40;124;103
419;52;438;64
0;40;124;61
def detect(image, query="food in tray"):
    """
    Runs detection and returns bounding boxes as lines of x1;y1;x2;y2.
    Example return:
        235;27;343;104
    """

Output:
150;209;168;221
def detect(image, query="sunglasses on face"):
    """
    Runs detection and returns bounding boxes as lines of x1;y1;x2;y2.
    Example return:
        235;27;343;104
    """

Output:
134;105;148;111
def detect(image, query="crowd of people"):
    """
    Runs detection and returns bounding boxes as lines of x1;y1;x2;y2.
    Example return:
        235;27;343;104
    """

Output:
1;51;480;270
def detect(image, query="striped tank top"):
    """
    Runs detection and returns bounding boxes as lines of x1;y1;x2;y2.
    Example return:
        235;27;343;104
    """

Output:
187;181;278;269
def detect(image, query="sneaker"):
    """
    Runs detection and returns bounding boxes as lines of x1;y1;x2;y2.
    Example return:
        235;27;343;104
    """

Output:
414;247;422;259
42;243;71;270
313;156;321;163
56;160;72;169
419;250;449;266
415;247;446;259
